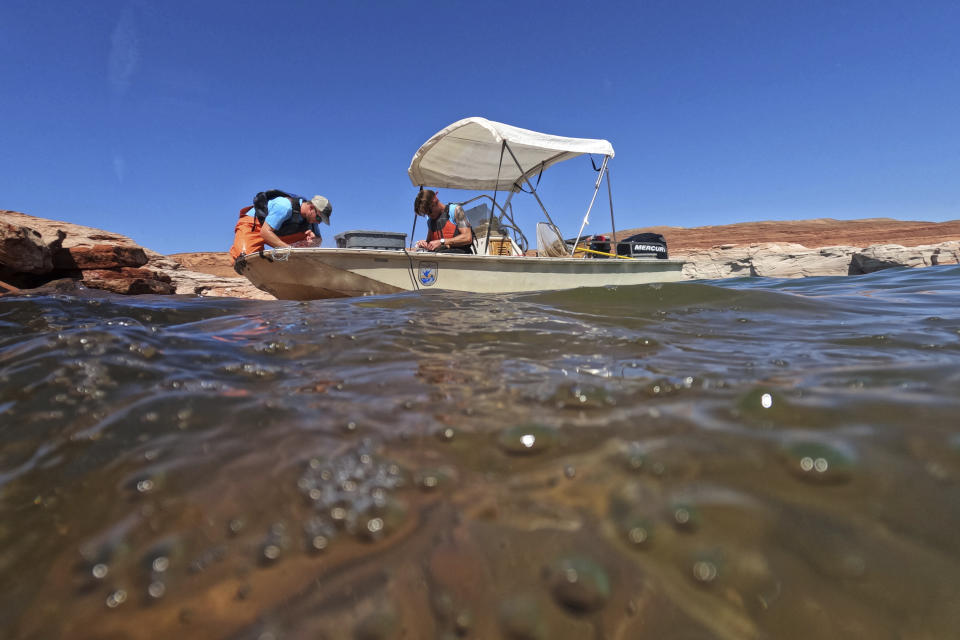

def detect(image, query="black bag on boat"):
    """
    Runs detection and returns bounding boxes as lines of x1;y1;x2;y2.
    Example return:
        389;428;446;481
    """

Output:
616;233;668;259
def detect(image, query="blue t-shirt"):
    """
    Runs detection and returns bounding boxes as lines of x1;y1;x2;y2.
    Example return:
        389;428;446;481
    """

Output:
247;196;319;236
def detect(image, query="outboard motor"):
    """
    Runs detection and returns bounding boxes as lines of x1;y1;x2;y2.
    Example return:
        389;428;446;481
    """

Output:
616;233;669;259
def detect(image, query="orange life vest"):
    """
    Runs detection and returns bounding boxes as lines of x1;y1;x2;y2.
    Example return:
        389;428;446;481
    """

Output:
229;205;312;260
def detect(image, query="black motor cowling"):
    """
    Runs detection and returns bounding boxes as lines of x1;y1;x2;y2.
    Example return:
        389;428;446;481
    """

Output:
615;233;668;259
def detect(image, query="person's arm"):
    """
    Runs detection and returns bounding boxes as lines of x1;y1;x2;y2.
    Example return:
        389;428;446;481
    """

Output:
259;221;286;248
448;205;473;248
260;197;296;248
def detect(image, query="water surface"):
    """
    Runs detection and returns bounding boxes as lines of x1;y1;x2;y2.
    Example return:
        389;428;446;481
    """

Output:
2;266;959;639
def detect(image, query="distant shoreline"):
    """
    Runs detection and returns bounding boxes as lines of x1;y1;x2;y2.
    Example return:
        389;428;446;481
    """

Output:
3;209;959;297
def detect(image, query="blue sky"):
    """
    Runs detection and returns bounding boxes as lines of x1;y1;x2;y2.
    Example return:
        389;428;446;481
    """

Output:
2;0;957;254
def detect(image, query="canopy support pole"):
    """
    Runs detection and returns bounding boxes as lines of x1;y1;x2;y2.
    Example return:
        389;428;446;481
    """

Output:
502;190;516;211
571;155;609;256
483;141;506;255
606;166;617;254
503;142;562;233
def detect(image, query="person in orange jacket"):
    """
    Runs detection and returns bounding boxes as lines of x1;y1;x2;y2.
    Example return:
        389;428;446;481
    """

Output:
413;189;473;254
230;190;332;261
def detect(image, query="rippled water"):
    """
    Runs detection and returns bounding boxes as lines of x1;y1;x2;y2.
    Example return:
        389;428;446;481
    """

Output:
2;266;959;639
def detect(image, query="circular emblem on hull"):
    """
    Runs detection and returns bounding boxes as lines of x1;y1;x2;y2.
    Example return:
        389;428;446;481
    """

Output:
418;261;438;286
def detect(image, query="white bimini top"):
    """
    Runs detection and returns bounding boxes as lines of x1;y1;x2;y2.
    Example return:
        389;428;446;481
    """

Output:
408;117;614;192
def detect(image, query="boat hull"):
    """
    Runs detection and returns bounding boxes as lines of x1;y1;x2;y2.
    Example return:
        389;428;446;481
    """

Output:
236;248;685;300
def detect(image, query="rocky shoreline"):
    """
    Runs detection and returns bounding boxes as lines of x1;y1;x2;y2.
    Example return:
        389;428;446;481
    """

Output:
634;218;960;279
2;209;958;300
0;210;273;299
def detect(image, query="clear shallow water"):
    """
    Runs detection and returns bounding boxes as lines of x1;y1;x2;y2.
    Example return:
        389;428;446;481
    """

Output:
1;266;959;639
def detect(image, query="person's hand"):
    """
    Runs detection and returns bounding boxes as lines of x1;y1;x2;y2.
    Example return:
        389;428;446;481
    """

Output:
426;239;443;251
304;229;316;241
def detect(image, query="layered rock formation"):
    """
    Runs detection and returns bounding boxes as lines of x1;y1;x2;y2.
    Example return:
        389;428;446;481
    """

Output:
675;241;960;279
616;218;960;280
0;210;274;299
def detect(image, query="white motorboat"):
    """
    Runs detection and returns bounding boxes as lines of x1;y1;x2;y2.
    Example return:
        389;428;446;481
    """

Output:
236;117;685;299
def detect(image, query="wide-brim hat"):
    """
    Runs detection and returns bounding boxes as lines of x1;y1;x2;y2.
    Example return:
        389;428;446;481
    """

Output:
311;195;332;225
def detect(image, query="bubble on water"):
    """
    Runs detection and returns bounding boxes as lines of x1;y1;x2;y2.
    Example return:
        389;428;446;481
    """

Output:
608;481;661;552
781;440;856;484
353;499;407;543
91;563;109;579
415;467;454;491
670;502;700;532
550;383;614;409
105;589;127;608
498;595;547;640
304;517;334;553
147;581;166;599
152;556;169;573
297;446;409;547
627;523;651;546
644;377;692;398
690;549;724;586
437;427;456;442
497;424;557;455
136;479;154;493
692;560;718;583
545;557;611;613
618;442;646;472
262;544;281;562
737;387;792;421
453;609;473;635
259;523;287;565
227;518;244;536
563;465;576;479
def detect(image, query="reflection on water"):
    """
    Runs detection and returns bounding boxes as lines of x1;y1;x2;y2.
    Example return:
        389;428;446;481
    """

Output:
1;266;959;639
